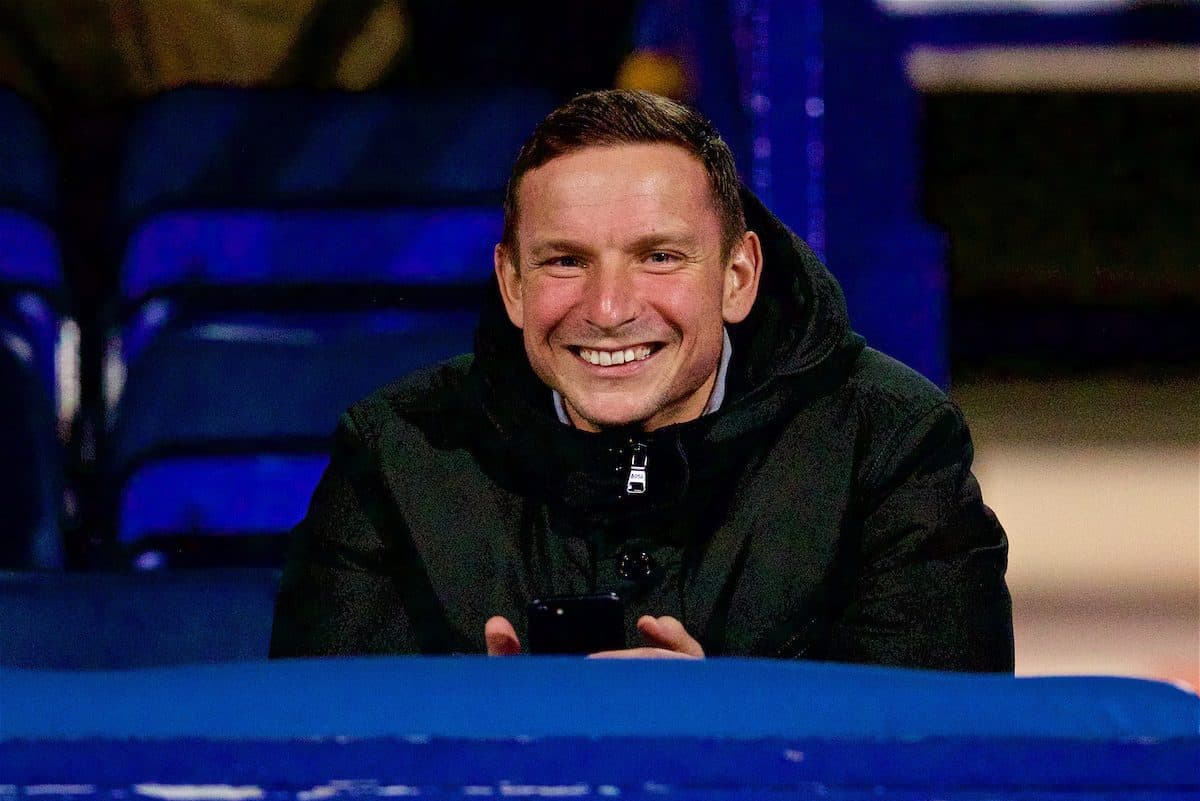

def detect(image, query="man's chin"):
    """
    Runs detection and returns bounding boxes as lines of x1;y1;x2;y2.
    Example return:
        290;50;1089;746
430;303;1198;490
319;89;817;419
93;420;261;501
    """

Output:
563;398;654;433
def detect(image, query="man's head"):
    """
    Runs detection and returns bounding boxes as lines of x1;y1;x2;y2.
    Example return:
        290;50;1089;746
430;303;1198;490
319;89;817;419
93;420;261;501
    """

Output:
495;90;762;432
501;90;747;260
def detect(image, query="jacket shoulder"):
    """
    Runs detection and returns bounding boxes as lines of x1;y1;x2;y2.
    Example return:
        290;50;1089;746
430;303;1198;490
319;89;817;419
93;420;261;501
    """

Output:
342;353;476;449
845;347;948;419
841;347;970;485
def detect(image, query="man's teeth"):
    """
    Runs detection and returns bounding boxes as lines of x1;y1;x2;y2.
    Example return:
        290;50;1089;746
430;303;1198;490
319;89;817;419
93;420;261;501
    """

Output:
578;346;653;366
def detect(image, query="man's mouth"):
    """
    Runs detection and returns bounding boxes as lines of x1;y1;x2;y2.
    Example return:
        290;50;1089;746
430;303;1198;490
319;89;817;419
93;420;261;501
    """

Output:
574;344;658;367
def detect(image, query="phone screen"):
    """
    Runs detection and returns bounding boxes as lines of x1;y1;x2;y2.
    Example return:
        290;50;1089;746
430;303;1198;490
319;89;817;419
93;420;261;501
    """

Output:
526;593;626;655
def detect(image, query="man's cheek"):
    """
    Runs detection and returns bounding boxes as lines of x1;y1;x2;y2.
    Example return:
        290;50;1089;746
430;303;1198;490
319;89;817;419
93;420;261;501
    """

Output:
525;289;580;342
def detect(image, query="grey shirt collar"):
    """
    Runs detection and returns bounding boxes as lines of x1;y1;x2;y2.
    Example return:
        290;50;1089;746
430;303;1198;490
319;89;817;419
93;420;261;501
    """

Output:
552;328;733;427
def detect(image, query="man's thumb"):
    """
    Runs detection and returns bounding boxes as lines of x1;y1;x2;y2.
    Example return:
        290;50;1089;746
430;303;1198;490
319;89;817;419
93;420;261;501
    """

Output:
485;615;522;656
638;615;705;657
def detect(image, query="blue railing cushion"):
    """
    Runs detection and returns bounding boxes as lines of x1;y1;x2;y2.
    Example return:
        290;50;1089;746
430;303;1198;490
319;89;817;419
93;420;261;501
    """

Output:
3;658;1197;741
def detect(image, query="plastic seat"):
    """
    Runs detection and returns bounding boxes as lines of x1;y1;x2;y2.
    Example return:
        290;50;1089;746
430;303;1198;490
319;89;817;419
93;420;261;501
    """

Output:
118;86;554;225
111;311;476;566
119;207;501;314
0;89;55;217
0;91;64;399
0;341;61;569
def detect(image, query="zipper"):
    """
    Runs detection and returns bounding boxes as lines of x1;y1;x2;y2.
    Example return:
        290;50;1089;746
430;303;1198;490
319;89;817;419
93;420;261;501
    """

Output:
625;441;648;495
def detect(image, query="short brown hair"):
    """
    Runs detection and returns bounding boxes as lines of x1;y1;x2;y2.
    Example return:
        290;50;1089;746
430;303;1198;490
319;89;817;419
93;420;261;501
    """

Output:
501;89;746;262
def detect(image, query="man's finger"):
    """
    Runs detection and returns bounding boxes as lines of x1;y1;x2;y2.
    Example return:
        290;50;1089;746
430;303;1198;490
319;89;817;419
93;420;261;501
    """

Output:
587;647;699;659
485;615;522;656
637;615;705;657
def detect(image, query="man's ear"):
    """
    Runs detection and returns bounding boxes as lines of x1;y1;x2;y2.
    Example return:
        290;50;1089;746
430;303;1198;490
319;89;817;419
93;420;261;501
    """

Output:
722;230;762;324
494;243;524;329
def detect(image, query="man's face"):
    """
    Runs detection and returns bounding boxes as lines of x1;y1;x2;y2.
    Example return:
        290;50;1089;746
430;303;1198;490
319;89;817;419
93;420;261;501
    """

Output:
495;143;760;432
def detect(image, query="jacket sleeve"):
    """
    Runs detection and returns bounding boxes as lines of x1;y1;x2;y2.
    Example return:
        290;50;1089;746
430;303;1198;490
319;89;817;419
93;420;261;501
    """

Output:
269;412;418;658
827;401;1015;672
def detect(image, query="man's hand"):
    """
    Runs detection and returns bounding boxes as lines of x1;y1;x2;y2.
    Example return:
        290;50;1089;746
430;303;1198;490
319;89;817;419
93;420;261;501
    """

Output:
589;615;704;659
483;614;704;658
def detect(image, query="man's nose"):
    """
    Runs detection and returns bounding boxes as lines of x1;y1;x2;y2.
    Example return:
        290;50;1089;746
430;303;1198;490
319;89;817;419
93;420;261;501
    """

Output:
582;263;639;332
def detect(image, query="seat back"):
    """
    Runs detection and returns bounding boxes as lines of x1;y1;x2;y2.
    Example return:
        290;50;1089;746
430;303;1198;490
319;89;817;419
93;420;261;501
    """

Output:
118;86;554;224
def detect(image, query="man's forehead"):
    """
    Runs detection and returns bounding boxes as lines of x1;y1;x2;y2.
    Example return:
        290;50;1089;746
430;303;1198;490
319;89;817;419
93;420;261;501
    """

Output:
522;142;708;192
515;143;719;236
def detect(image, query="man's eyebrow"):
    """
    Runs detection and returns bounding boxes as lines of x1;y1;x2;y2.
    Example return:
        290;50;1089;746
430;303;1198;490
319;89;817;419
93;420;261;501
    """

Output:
525;232;700;258
526;238;593;258
627;231;699;251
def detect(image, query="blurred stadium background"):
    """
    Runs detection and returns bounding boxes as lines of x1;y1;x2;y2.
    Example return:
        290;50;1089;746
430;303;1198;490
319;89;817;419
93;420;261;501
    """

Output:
0;0;1195;686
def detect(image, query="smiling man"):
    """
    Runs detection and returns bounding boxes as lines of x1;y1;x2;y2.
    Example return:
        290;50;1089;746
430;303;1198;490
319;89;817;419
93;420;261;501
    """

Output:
270;90;1014;669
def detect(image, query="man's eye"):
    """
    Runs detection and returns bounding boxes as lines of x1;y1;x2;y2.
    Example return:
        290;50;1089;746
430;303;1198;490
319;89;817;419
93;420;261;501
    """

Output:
648;252;678;264
545;256;581;268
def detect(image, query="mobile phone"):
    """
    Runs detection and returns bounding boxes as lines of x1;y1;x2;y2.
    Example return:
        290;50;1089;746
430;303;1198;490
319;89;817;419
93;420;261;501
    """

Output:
526;593;626;655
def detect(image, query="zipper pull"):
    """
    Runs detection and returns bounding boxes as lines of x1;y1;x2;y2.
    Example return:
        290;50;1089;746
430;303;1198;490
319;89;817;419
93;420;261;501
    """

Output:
626;441;648;495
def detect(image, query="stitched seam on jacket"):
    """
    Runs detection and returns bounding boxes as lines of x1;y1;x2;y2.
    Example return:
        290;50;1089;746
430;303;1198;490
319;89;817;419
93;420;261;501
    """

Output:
858;398;959;495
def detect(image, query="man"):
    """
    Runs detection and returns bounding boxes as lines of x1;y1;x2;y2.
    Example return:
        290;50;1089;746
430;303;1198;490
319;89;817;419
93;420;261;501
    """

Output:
270;90;1014;670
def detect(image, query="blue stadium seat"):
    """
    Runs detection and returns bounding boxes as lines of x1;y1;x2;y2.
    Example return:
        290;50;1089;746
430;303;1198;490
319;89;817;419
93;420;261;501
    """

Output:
0;91;64;399
0;343;61;570
108;88;552;566
117;87;554;224
0;568;279;668
0;242;62;399
111;311;476;565
0;89;65;570
119;208;500;311
0;89;55;217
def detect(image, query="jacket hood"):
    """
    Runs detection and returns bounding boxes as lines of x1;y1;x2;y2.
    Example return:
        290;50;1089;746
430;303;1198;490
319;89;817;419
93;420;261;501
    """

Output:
725;187;860;396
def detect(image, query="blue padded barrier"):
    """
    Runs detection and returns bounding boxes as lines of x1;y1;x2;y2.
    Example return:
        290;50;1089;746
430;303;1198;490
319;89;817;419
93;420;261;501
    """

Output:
117;87;556;225
0;89;55;216
3;657;1196;740
120;209;501;304
0;568;278;668
1;658;1197;797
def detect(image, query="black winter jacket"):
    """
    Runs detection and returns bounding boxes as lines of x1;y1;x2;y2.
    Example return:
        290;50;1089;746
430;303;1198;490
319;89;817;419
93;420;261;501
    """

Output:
270;191;1014;670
